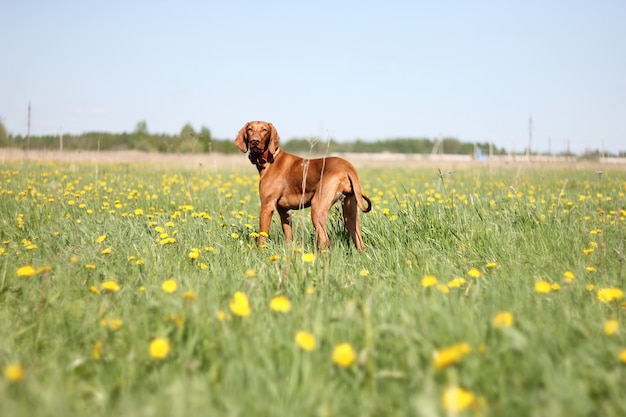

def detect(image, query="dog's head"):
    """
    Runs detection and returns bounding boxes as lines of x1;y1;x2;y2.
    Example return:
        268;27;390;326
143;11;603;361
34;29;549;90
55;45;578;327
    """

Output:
234;121;280;164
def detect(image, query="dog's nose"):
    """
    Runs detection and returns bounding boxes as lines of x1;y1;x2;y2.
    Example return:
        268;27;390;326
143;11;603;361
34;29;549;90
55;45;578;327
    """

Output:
250;138;261;147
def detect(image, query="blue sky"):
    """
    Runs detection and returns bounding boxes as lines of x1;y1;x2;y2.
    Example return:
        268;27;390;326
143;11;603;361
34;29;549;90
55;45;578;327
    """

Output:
1;0;625;153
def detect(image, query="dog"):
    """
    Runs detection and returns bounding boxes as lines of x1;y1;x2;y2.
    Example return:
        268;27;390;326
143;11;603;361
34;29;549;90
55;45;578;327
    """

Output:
234;121;372;250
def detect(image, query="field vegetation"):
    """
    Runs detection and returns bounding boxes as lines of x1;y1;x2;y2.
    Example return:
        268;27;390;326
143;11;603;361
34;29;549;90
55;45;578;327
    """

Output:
1;158;625;416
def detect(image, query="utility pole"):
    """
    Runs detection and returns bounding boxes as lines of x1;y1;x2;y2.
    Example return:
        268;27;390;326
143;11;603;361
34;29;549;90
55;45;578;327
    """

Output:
26;102;31;150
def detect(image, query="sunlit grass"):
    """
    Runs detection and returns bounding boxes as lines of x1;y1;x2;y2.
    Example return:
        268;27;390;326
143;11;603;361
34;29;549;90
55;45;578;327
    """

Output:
1;160;625;416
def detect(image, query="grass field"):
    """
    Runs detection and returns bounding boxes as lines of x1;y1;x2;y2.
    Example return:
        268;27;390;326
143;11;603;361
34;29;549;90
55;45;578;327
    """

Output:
1;157;625;417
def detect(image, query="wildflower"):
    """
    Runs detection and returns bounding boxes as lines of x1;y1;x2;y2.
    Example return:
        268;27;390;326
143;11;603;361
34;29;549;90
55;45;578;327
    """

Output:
295;331;317;352
405;259;412;266
332;343;356;367
182;291;197;301
359;269;370;277
101;280;121;292
551;283;561;291
198;262;208;270
3;363;25;383
437;284;450;294
493;311;514;328
245;269;256;278
448;277;467;288
619;349;626;364
597;288;624;303
421;275;438;287
101;248;112;255
604;319;619;336
97;235;107;243
586;266;596;272
230;233;239;239
585;284;595;292
134;208;144;215
149;338;171;360
302;253;316;263
269;295;292;313
162;279;177;293
485;262;498;269
100;318;123;331
467;268;481;278
583;248;594;255
89;285;100;295
563;270;575;284
534;281;552;294
269;255;281;262
229;291;251;317
188;249;200;260
216;310;229;321
16;265;36;277
433;342;471;369
442;386;476;412
85;264;97;270
92;341;104;360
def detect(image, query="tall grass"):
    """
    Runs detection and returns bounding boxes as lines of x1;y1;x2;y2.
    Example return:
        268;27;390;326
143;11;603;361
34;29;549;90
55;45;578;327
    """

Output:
1;161;625;416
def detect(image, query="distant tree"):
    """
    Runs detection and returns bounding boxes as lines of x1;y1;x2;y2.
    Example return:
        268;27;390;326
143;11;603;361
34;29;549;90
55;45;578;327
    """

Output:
134;120;148;136
199;126;212;152
0;119;8;147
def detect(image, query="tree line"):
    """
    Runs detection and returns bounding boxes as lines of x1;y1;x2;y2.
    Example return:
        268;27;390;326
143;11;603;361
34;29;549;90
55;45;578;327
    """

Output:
0;119;527;156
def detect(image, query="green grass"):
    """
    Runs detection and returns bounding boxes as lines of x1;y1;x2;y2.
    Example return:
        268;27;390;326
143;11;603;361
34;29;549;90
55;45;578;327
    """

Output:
1;161;625;417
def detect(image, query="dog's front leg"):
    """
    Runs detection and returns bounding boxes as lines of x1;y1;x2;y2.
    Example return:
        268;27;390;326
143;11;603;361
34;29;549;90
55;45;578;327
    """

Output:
258;204;274;246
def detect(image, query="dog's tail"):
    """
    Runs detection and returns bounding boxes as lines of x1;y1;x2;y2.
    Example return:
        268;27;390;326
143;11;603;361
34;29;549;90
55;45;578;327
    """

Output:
348;172;372;213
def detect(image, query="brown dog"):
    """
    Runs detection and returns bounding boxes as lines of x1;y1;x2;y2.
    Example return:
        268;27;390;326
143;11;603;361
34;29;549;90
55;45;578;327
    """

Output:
234;121;372;250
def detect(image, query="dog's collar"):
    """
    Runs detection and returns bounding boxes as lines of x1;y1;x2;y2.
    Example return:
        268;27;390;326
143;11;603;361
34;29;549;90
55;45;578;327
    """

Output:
251;147;281;171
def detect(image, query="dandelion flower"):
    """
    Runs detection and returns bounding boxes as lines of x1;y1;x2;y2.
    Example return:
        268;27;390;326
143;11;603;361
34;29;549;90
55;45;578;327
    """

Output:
493;311;514;328
182;291;197;301
101;280;120;292
619;349;626;364
92;341;104;360
188;250;199;260
433;342;471;369
100;318;123;331
269;295;292;313
269;255;280;262
245;268;256;278
597;288;624;303
534;281;552;294
332;343;356;367
162;279;177;293
563;270;575;284
467;268;482;278
604;319;619;336
421;275;438;287
230;232;239;239
96;235;107;243
586;266;596;272
442;386;476;412
101;248;112;255
448;277;467;288
585;284;595;292
302;253;316;263
229;291;251;317
437;284;450;294
485;262;498;269
359;269;370;277
3;363;25;383
295;331;317;352
16;265;36;278
149;338;171;360
216;310;229;321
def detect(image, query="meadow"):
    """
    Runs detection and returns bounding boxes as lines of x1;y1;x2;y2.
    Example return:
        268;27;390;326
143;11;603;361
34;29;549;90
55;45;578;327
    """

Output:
1;157;625;417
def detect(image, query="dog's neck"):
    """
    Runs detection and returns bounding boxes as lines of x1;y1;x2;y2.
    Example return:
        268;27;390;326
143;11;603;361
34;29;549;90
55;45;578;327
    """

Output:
250;147;281;173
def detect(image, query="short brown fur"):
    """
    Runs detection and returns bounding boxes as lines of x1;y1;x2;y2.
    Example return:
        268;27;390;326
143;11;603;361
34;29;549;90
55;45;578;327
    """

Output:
234;121;372;250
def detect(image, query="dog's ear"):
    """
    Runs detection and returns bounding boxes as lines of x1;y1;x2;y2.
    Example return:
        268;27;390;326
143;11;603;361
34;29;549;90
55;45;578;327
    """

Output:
234;123;249;153
267;123;280;155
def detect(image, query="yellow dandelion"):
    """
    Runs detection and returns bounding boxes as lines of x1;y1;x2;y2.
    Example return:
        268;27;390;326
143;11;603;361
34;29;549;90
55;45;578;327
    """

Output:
421;275;438;288
96;235;107;243
3;363;25;383
448;277;467;288
198;262;208;270
229;291;251;317
269;295;292;313
182;291;197;301
467;268;481;278
101;280;120;292
332;343;356;367
405;259;413;266
188;250;200;260
486;262;498;269
442;386;476;412
162;279;177;293
89;285;100;295
551;283;561;291
493;311;514;328
269;254;281;262
230;232;239;239
85;264;97;270
585;283;596;292
563;270;575;284
619;349;626;364
597;288;624;303
91;341;104;360
100;318;123;331
586;266;596;272
101;248;112;255
302;253;316;263
216;310;229;321
295;331;317;352
16;265;36;278
437;284;450;294
245;268;256;278
604;319;619;336
534;280;552;294
433;342;471;369
149;338;171;360
134;208;144;215
359;269;370;277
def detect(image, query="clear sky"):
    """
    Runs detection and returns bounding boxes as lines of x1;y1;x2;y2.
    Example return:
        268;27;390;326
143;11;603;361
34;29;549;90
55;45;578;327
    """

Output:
1;0;625;154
